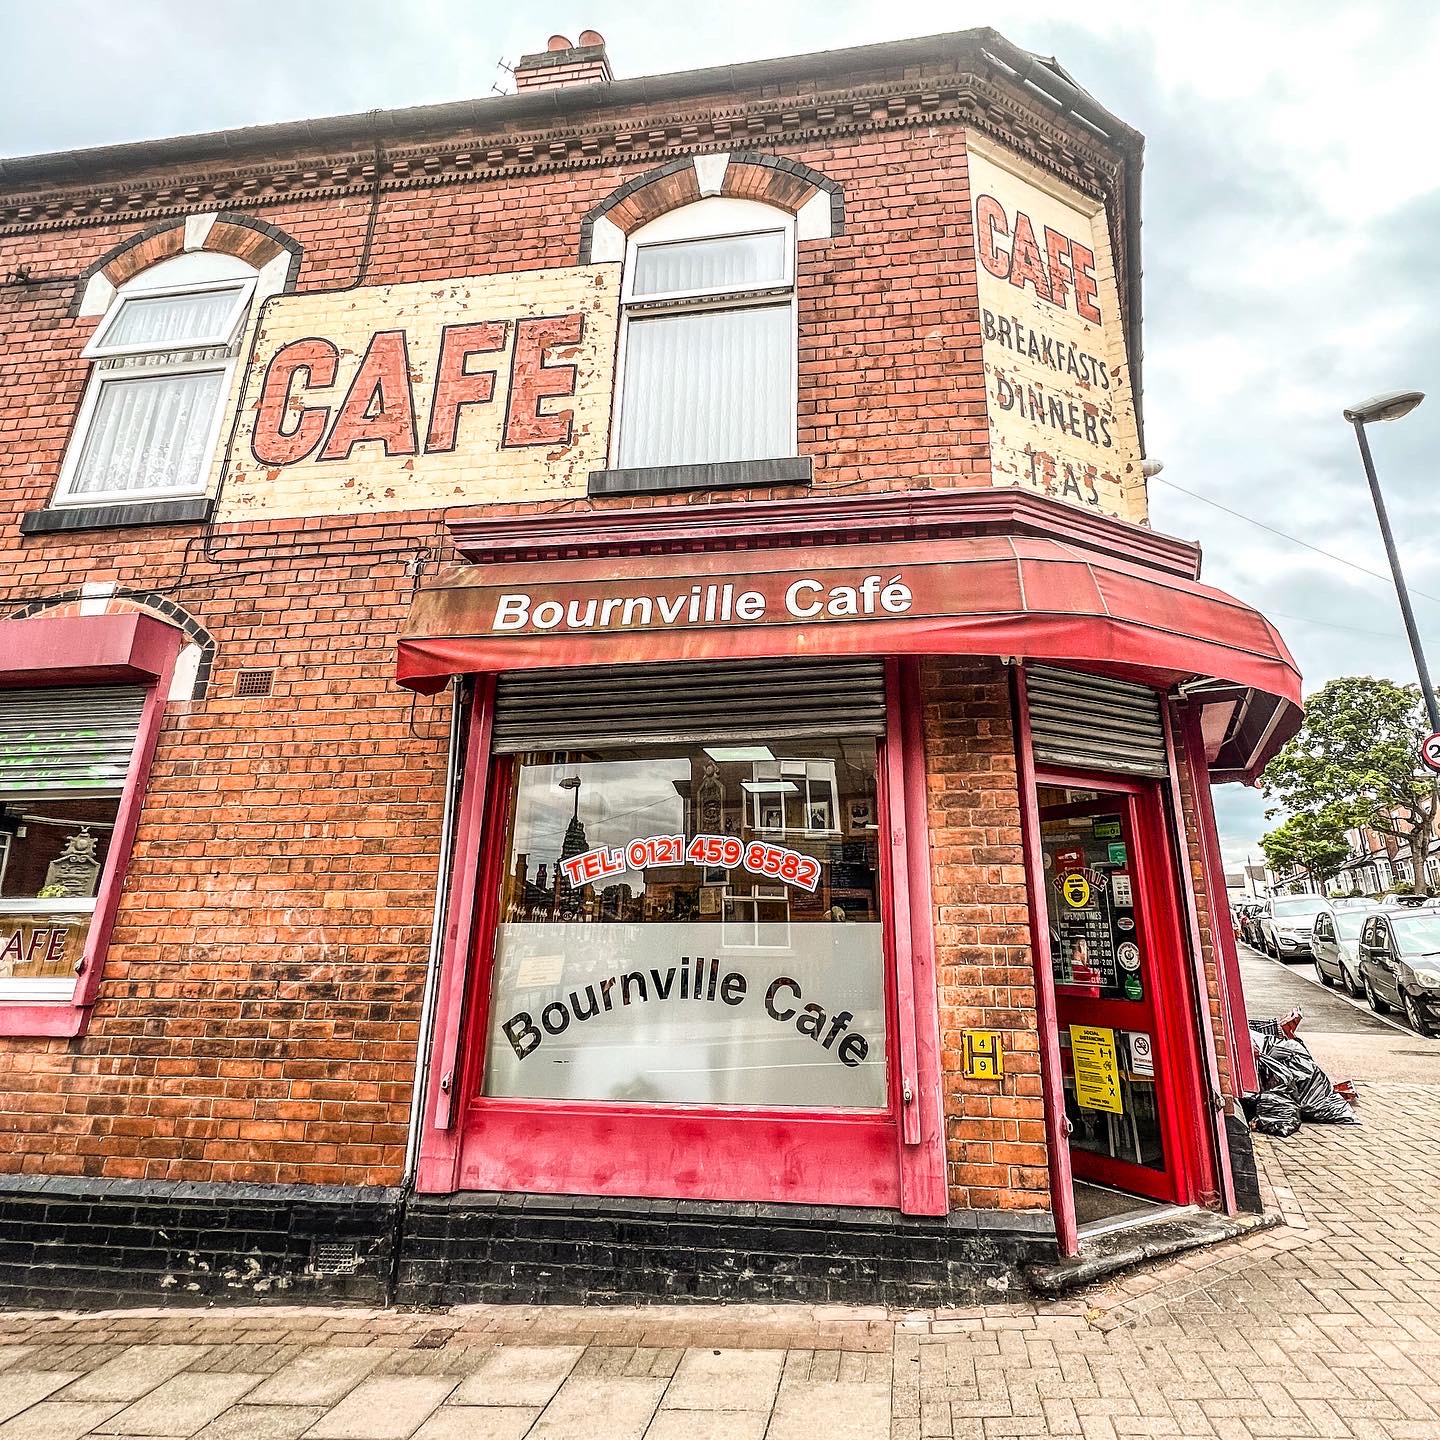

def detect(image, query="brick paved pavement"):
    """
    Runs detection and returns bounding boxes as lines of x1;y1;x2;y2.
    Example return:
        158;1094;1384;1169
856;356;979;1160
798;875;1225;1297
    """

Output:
0;966;1436;1438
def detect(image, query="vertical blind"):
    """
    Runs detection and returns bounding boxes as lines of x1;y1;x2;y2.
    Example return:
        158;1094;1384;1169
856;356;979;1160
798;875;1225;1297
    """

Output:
71;370;224;496
618;304;792;468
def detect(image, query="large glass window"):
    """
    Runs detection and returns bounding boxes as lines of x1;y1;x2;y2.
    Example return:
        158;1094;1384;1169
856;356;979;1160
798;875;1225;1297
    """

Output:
483;733;886;1109
56;252;256;506
615;198;795;470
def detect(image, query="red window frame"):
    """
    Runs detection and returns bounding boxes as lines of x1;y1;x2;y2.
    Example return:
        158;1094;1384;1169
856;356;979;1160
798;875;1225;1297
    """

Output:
0;613;181;1037
415;658;948;1214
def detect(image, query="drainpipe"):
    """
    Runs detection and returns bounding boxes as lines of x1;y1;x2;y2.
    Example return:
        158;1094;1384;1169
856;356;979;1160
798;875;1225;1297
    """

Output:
388;678;467;1300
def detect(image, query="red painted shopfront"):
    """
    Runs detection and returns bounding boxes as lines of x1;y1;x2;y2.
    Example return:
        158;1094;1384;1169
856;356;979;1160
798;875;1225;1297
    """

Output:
398;490;1299;1253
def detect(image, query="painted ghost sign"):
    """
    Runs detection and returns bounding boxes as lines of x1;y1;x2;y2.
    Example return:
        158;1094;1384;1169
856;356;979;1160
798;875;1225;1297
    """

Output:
967;140;1145;523
219;265;620;521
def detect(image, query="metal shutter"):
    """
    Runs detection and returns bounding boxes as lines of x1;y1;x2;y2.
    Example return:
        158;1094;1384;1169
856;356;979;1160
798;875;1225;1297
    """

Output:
1026;665;1168;778
492;658;887;753
0;686;147;799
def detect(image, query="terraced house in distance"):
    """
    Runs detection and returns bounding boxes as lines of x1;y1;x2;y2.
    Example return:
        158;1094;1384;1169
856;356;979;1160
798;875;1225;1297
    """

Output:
0;26;1301;1309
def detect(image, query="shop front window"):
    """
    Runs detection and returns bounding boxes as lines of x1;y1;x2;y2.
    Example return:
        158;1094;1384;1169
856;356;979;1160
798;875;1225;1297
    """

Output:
483;734;886;1109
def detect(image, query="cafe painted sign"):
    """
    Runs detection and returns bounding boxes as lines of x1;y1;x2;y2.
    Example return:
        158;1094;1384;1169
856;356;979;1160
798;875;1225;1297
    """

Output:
0;910;90;982
218;265;620;521
967;136;1145;524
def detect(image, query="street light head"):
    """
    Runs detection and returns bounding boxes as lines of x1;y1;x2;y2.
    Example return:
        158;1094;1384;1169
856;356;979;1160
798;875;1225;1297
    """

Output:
1343;390;1425;424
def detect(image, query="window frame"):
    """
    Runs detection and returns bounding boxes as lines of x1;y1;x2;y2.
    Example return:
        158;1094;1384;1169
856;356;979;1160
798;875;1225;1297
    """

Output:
610;197;799;471
81;276;256;360
0;615;181;1036
55;263;257;511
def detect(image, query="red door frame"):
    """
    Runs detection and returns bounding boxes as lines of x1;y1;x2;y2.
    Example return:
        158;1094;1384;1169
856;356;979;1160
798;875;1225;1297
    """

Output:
415;659;948;1213
1033;766;1218;1213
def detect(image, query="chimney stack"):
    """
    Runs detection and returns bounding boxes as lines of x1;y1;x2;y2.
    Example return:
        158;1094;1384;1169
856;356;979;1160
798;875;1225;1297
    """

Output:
513;31;612;91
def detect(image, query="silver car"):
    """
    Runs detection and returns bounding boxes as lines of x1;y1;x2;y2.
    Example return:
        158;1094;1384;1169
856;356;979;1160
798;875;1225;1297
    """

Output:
1258;894;1329;960
1311;905;1374;996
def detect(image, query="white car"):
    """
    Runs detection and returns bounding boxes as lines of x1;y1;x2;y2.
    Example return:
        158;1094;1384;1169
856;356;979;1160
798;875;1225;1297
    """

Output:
1258;894;1330;961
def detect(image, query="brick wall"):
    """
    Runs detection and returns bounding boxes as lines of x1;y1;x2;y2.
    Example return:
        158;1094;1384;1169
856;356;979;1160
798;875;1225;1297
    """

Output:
921;658;1049;1213
0;55;1117;1196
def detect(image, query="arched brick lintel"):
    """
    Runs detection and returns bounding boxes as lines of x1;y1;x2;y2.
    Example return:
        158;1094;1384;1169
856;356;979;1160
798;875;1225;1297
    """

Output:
69;211;303;316
579;151;843;262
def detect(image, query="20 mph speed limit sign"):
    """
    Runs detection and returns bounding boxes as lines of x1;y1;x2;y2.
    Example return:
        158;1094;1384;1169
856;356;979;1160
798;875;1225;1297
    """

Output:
1422;732;1440;773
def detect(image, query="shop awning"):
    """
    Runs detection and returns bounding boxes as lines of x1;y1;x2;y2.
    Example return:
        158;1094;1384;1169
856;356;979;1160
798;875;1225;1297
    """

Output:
397;490;1302;781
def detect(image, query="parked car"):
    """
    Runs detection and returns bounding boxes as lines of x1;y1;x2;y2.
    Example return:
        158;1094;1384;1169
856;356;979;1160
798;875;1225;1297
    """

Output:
1258;894;1329;960
1357;908;1440;1034
1329;896;1373;912
1312;905;1375;996
1236;902;1267;948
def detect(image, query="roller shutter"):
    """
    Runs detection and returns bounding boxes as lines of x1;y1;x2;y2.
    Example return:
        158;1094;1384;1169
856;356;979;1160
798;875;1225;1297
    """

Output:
1026;665;1168;778
492;658;887;753
0;686;147;799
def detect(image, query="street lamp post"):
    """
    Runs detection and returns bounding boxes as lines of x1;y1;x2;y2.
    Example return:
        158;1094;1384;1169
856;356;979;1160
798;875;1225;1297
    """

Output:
1342;390;1440;734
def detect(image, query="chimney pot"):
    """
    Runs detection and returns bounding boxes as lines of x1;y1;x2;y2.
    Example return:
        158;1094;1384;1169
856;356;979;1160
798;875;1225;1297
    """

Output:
515;31;613;90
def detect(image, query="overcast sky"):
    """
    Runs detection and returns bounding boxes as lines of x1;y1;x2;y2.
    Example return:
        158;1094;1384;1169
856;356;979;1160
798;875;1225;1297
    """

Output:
4;1;1438;870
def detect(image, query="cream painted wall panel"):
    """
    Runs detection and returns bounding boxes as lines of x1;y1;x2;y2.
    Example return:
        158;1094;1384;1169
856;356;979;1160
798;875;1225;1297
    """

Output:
218;265;620;522
966;137;1145;524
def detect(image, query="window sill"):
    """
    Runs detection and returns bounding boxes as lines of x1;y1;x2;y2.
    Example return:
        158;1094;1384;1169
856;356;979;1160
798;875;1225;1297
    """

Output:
20;496;213;535
587;457;812;498
0;1001;86;1037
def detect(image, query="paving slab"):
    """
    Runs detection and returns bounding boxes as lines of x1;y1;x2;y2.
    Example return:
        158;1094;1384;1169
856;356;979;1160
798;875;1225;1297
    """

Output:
192;1403;326;1439
304;1376;458;1440
646;1412;768;1440
765;1382;891;1440
0;1398;123;1438
451;1346;584;1408
244;1348;386;1407
661;1349;786;1411
0;1352;35;1378
529;1377;666;1440
97;1372;262;1436
412;1407;539;1439
62;1347;206;1404
0;1372;82;1425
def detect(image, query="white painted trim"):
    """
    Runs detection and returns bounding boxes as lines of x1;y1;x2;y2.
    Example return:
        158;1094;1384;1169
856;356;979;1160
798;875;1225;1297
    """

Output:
77;272;115;319
693;152;730;197
167;643;203;702
589;215;625;264
797;188;833;241
183;212;218;252
79;580;116;616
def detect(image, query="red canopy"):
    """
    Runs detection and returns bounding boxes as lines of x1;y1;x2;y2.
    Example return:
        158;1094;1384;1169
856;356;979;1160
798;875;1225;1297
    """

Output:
397;490;1302;780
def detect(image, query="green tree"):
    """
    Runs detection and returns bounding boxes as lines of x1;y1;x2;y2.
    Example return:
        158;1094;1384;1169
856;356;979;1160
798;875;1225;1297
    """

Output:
1259;808;1354;890
1262;676;1440;894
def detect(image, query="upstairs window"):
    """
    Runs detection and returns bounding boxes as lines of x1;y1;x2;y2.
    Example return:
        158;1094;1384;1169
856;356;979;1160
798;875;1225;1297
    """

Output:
614;198;795;470
55;252;256;506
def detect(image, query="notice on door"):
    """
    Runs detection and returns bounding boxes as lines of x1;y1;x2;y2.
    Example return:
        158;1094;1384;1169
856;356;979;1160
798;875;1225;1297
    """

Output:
1070;1023;1123;1113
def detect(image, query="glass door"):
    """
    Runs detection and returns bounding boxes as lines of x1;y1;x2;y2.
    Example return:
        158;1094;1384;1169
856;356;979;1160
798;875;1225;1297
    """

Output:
1038;782;1189;1205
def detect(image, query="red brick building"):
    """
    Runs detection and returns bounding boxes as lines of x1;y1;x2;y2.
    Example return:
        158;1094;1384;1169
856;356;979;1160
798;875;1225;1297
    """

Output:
0;28;1299;1307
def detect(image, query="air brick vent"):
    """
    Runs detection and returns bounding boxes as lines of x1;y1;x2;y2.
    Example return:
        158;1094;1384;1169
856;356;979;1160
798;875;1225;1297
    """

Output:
234;668;275;699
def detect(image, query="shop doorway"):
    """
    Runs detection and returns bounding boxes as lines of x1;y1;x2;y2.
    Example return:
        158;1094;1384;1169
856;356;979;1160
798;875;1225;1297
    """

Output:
1037;776;1213;1215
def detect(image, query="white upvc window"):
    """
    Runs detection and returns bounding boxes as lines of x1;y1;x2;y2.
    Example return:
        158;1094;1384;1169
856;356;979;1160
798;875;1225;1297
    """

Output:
613;197;797;470
55;252;257;507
